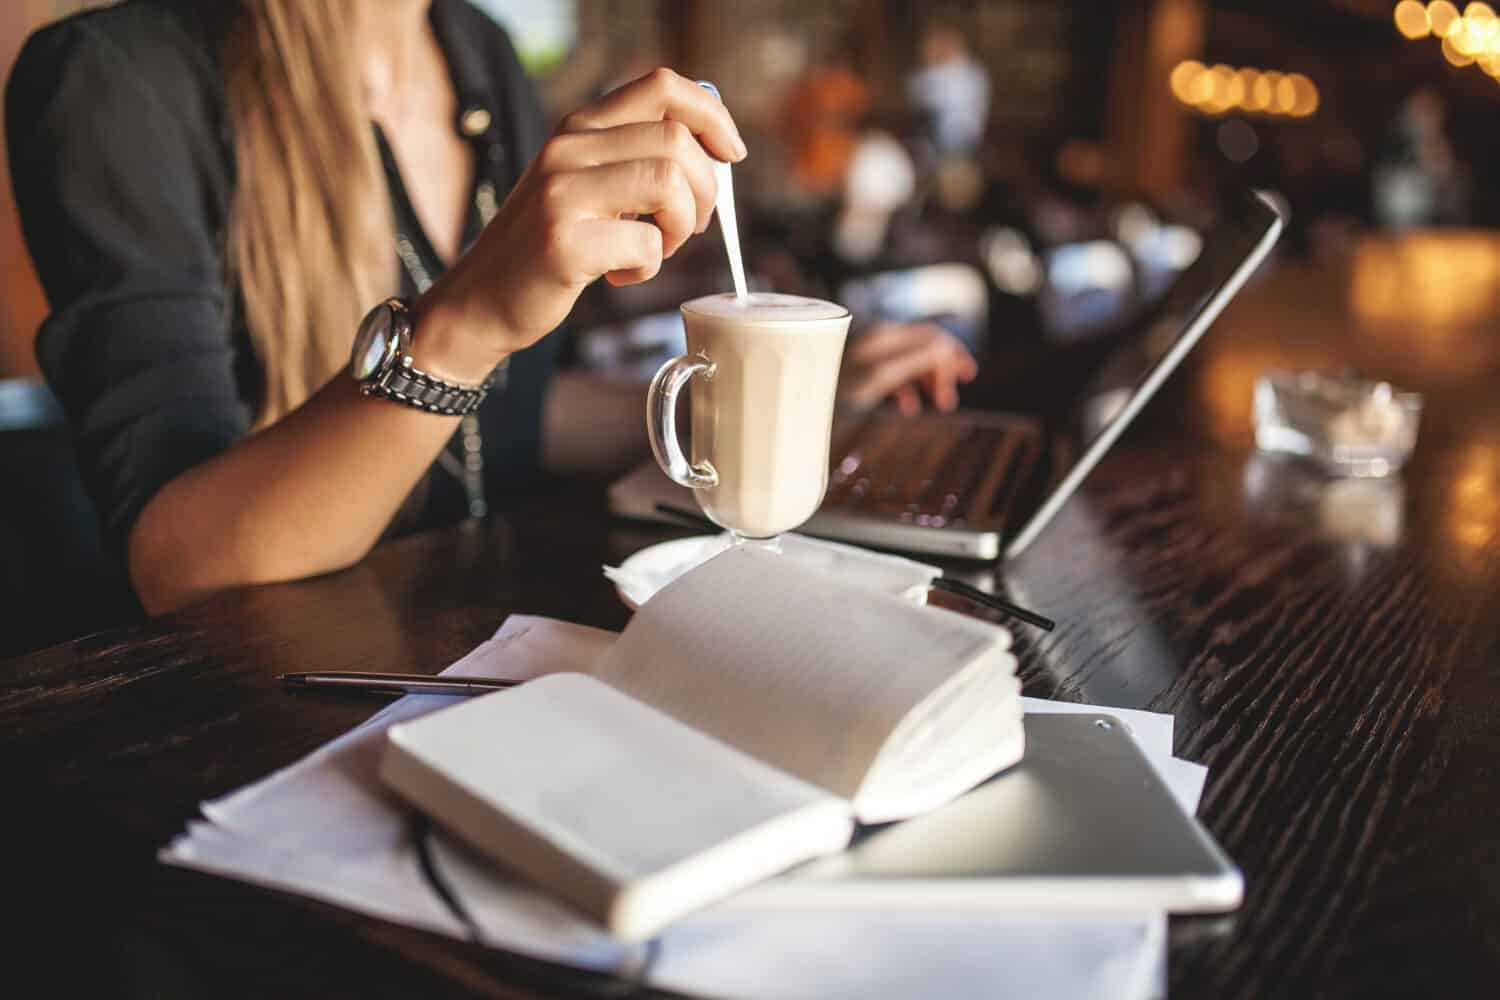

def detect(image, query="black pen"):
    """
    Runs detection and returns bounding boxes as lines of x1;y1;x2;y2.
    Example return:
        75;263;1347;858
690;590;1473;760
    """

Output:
928;578;1055;632
280;671;519;697
652;502;1056;631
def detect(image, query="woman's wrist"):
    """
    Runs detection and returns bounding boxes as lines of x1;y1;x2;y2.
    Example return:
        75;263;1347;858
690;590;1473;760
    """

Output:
407;289;509;386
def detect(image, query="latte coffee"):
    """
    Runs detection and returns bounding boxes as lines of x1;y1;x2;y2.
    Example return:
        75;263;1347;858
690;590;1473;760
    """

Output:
650;293;851;538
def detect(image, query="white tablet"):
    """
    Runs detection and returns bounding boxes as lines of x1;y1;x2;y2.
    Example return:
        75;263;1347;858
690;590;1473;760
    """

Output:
732;712;1242;914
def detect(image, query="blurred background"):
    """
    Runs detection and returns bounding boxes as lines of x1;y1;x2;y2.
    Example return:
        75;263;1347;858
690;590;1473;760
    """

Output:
4;0;1500;380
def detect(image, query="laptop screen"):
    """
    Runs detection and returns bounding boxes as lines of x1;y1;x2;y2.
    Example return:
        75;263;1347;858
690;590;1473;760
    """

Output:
1005;189;1284;557
1081;190;1285;443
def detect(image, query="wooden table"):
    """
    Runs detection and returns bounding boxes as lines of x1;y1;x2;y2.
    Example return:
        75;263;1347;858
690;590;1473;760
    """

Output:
5;235;1500;998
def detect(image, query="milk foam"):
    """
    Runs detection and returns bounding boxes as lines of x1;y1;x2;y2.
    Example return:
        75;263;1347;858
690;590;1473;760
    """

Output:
682;292;849;323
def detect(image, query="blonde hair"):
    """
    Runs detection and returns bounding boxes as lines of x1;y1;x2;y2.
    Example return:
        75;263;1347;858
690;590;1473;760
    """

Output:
224;0;396;424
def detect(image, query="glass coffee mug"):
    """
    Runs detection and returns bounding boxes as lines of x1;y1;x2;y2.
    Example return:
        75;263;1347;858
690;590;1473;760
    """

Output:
648;293;852;545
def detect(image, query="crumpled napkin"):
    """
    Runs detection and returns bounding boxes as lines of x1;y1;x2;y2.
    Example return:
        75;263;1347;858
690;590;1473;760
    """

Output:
604;532;942;608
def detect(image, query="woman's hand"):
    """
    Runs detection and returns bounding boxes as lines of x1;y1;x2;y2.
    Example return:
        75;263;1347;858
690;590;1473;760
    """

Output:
838;322;979;416
414;68;745;383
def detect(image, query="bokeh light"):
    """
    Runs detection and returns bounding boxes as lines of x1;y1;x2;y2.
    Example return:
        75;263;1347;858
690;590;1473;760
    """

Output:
1395;0;1432;38
1351;232;1500;329
1287;73;1319;116
1247;73;1274;111
1451;17;1486;55
1443;32;1476;64
1430;0;1462;37
1395;3;1500;85
1451;444;1500;555
1274;75;1298;114
1224;69;1248;108
1188;65;1215;104
1169;60;1204;103
1167;62;1319;117
1216;119;1259;162
1235;67;1259;102
1205;64;1237;113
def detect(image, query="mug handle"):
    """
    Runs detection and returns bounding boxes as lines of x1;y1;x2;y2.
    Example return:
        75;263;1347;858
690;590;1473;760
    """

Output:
647;354;719;489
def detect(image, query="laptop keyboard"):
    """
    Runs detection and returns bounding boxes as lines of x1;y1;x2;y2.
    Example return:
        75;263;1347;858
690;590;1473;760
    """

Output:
823;411;1041;531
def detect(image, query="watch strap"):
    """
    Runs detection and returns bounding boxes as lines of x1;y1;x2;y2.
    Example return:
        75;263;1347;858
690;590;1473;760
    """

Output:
362;360;489;416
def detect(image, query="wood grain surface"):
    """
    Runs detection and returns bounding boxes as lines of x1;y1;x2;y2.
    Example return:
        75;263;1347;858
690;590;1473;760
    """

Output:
4;240;1499;998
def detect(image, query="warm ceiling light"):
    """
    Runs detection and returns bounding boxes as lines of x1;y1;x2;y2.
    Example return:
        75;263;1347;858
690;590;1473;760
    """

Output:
1169;60;1204;102
1224;70;1248;109
1469;13;1500;50
1246;72;1274;111
1443;32;1477;62
1451;17;1482;53
1287;73;1319;116
1274;75;1298;113
1203;64;1237;113
1169;62;1315;118
1235;67;1259;100
1396;0;1432;37
1430;0;1462;37
1188;66;1216;104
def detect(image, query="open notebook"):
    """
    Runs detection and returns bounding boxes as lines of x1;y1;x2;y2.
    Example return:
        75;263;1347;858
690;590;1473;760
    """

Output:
379;546;1023;940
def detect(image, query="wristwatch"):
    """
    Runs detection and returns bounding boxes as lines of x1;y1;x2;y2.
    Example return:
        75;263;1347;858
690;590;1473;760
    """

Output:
350;297;489;416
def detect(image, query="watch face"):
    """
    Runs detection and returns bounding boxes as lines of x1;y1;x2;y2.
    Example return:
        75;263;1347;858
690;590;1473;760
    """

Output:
352;304;395;381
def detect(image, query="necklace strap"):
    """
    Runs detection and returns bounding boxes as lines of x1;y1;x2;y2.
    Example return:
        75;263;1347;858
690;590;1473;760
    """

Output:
395;177;504;520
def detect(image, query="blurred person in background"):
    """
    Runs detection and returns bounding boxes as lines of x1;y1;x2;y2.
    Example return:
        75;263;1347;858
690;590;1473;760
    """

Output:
777;37;871;200
7;0;972;616
906;22;990;164
1373;88;1471;231
833;127;917;266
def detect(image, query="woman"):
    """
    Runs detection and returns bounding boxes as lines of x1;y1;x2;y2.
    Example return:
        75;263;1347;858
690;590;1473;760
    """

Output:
7;0;974;615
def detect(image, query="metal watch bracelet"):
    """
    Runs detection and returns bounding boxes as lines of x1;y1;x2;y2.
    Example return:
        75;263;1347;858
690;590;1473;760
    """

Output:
362;360;489;416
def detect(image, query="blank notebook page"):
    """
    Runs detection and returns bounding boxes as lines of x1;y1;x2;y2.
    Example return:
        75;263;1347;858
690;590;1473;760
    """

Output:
593;546;1012;801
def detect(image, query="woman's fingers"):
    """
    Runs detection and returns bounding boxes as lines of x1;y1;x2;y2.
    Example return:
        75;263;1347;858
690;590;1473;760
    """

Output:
534;68;742;285
538;122;719;235
436;69;746;357
569;218;666;286
892;385;922;417
842;340;950;408
841;324;978;412
561;67;747;164
921;339;977;411
556;158;698;260
849;322;975;370
921;358;962;411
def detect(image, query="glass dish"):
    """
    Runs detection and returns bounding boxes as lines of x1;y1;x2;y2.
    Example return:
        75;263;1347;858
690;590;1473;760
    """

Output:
1253;370;1422;478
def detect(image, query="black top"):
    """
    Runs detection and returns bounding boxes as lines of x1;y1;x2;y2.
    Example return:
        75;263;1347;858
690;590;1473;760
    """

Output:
5;0;560;558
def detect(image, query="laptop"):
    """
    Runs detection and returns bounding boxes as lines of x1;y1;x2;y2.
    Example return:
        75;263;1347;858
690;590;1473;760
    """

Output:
610;189;1284;560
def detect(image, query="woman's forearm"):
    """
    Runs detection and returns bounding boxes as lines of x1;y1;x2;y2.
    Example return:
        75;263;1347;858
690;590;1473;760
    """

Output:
127;69;746;613
128;376;461;614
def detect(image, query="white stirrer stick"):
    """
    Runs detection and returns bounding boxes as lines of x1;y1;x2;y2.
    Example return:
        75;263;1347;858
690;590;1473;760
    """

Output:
697;81;748;300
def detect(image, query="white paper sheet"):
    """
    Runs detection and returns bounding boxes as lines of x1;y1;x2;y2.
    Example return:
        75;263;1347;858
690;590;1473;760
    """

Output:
163;615;1203;999
165;820;1166;998
649;909;1167;1000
